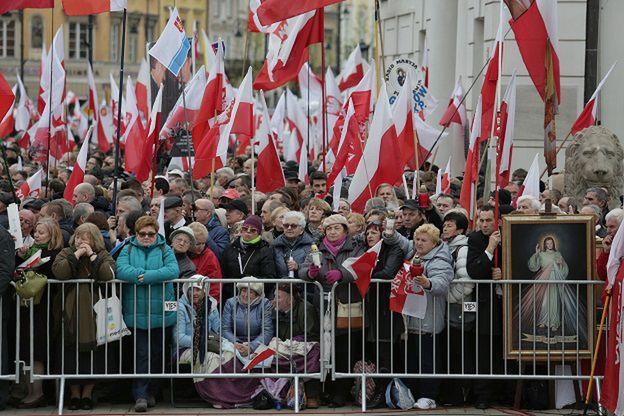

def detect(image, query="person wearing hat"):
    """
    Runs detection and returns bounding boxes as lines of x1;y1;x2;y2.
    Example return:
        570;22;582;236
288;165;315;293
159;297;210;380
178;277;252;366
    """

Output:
173;276;220;362
222;199;248;239
397;198;443;241
163;196;190;243
169;226;197;279
220;215;276;301
219;188;241;205
298;213;366;407
283;170;301;192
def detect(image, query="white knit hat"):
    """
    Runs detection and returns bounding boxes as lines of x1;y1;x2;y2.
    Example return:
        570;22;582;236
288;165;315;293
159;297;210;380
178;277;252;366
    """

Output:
236;276;264;296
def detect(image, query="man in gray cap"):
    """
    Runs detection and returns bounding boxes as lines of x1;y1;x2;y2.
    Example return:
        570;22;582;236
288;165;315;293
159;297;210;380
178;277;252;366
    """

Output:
164;196;190;243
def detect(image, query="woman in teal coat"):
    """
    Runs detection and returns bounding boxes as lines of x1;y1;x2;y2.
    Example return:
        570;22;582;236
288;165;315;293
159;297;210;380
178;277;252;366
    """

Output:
116;215;180;413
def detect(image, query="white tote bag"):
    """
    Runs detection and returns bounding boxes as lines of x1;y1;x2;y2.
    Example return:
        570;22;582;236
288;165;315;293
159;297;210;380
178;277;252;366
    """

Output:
93;285;131;345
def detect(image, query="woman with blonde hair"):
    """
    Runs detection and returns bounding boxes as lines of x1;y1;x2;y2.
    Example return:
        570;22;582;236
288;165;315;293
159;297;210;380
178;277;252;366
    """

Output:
15;218;64;408
304;198;332;241
52;223;116;410
346;213;366;237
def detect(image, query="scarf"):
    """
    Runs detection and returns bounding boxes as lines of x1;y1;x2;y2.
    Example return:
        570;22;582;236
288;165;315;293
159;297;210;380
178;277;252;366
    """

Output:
323;235;347;257
240;234;262;249
24;242;49;260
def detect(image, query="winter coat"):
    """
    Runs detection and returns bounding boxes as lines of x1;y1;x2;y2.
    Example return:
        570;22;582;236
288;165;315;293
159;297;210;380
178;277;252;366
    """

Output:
222;295;274;351
220;238;276;300
189;246;223;302
174;282;220;350
272;233;314;278
274;296;319;341
90;195;112;216
446;234;473;304
404;242;453;335
51;247;116;351
0;227;15;296
175;252;197;279
115;234;180;329
206;215;230;260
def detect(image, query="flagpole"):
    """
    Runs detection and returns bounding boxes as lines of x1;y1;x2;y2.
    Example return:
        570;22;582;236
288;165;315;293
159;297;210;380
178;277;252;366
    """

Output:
412;129;421;199
583;289;611;416
374;0;387;78
491;0;504;239
241;0;251;79
320;11;328;175
539;129;572;179
112;9;128;207
181;84;196;221
45;9;55;198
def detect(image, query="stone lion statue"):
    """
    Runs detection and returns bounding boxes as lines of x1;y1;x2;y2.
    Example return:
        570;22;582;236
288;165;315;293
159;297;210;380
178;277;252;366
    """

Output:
564;126;624;208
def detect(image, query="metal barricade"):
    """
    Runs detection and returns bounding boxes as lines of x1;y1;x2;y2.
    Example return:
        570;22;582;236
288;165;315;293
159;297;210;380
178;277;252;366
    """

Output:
18;278;324;414
330;278;606;412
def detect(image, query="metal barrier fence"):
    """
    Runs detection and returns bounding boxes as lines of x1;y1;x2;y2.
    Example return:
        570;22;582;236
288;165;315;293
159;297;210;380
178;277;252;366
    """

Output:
330;278;606;411
12;277;607;413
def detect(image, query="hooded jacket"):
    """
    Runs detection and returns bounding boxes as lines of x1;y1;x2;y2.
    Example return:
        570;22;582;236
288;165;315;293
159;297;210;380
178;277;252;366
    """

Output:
404;242;454;335
446;234;473;304
174;281;220;350
222;292;274;351
116;234;180;329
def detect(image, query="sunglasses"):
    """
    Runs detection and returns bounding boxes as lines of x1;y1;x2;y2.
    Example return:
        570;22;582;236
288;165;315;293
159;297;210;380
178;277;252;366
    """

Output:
138;231;157;238
283;223;300;229
241;226;259;233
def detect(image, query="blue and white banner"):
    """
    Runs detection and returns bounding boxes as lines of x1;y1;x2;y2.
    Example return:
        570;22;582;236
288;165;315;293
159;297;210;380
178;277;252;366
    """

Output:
148;7;191;77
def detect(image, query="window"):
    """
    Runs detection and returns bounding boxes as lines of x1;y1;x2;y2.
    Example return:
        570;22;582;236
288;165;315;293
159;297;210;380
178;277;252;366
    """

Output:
31;16;43;49
111;21;120;62
0;19;16;58
69;21;88;59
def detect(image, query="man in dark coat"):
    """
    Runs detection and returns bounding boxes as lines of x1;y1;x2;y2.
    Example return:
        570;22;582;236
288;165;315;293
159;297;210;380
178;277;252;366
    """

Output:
466;204;503;410
397;199;443;240
0;226;15;409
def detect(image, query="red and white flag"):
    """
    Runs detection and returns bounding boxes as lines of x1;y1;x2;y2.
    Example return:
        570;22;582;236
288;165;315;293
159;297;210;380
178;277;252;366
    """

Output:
601;255;624;415
14;73;32;134
0;0;52;14
253;11;323;91
86;63;98;119
338;45;364;91
441;157;451;194
160;67;206;142
141;85;164;182
389;261;428;318
327;100;358;188
136;58;149;121
348;87;403;213
495;72;517;189
421;37;430;89
298;62;323;104
0;83;15;139
255;93;285;193
439;76;467;128
122;76;148;177
459;95;482;218
248;0;268;33
391;72;415;166
297;134;308;183
412;113;449;169
62;0;126;15
194;68;254;179
284;89;307;161
514;153;540;202
348;64;375;124
63;127;92;204
242;346;276;371
96;101;113;153
343;240;382;298
570;61;616;136
39;26;66;120
256;0;343;26
16;168;43;200
480;17;504;142
0;73;14;126
193;41;225;147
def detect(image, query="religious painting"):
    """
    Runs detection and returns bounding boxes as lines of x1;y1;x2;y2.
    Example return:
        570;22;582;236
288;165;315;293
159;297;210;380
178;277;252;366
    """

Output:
502;215;595;360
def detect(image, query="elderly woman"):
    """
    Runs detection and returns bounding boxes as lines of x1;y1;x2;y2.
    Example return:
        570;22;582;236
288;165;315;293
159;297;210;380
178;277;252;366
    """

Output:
272;211;314;278
15;218;64;409
303;198;331;241
116;215;180;413
51;223;116;411
400;224;453;410
173;276;220;362
299;214;365;407
220;215;276;300
169;226;197;279
262;206;289;243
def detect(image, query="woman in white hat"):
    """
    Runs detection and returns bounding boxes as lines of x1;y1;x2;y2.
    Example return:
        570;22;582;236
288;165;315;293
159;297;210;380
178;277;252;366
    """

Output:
169;226;197;279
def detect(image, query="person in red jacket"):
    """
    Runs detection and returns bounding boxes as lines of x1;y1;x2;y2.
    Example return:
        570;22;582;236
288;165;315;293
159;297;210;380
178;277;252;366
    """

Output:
188;222;223;303
596;208;623;280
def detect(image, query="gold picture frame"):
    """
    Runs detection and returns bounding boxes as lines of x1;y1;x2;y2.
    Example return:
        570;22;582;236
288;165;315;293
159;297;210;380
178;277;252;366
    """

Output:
502;214;595;360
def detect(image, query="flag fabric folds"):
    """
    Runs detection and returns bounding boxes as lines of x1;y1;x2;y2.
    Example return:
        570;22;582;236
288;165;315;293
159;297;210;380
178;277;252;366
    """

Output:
148;8;191;77
0;0;53;14
62;0;127;15
342;241;382;298
255;93;285;193
570;62;616;136
389;262;428;318
338;45;364;91
459;95;482;219
495;72;517;189
63;127;92;204
439;76;467;128
16;168;43;200
256;0;343;26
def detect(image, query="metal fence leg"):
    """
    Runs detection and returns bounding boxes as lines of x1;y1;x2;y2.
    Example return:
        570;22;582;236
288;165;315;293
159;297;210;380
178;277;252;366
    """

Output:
361;374;366;413
294;376;300;413
57;377;65;415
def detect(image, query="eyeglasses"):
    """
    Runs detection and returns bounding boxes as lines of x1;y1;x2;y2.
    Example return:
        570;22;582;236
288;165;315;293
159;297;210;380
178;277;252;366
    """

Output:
172;237;191;245
138;231;157;238
241;226;258;233
283;223;300;229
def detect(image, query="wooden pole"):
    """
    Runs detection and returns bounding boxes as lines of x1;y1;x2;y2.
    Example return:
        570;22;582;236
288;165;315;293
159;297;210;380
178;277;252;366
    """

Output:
539;129;572;179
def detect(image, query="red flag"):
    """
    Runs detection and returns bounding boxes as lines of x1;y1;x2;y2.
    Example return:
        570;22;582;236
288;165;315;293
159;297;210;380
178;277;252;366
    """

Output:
348;64;375;124
0;0;52;14
338;45;364;91
256;0;343;26
0;72;14;122
391;72;415;165
253;10;323;91
62;0;126;15
348;87;403;213
389;262;427;318
495;72;517;189
140;85;163;182
0;84;15;139
439;76;467;128
16;168;43;200
343;241;382;298
63;127;92;204
480;19;503;142
459;95;482;219
327;100;358;189
15;73;32;134
570;62;616;136
136;58;149;121
440;157;451;194
193;42;225;147
255;94;285;193
122;77;147;177
242;347;276;371
96;103;112;153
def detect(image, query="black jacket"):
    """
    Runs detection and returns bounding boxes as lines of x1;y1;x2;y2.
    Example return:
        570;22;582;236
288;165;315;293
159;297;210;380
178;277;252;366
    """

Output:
90;196;112;216
0;227;15;296
220;238;276;300
397;207;443;240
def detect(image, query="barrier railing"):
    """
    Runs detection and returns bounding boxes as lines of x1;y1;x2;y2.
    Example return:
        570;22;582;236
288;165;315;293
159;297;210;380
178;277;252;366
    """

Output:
13;277;607;414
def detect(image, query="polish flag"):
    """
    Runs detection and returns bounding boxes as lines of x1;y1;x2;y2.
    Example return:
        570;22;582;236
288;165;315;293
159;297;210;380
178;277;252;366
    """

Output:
256;0;343;26
570;61;616;136
348;87;403;213
194;68;254;178
439;76;467;128
412;114;449;169
40;26;66;119
86;63;98;119
16;168;43;200
136;58;149;122
109;72;126;137
122;76;148;176
441;157;451;194
514;153;540;202
96;102;112;153
63;127;92;204
603;212;624;416
255;93;285;193
15;73;32;134
343;240;382;298
253;10;323;91
480;17;504;142
37;44;47;115
242;346;276;371
495;72;517;189
338;45;364;91
298;62;323;104
270;92;287;145
283;129;299;163
0;82;15;139
0;0;53;14
284;89;307;161
248;0;268;33
141;85;164;182
297;134;308;183
459;95;482;218
391;72;415;165
168;156;194;171
193;42;225;147
348;64;375;124
324;67;344;164
327;100;358;188
62;0;126;15
31;100;68;162
160;67;206;143
389;261;427;318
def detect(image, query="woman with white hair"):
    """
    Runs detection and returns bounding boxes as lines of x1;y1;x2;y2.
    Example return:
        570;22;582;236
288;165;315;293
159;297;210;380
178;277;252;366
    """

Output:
272;211;314;278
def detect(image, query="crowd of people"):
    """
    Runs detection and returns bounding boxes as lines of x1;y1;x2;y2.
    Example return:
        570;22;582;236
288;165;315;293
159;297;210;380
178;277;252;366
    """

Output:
0;143;620;412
